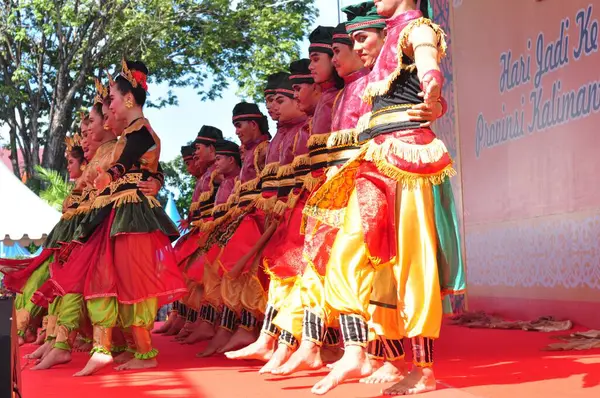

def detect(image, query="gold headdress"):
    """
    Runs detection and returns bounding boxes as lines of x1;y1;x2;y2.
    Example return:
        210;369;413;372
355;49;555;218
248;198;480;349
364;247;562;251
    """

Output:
120;58;138;88
65;133;82;153
94;78;108;105
106;68;115;86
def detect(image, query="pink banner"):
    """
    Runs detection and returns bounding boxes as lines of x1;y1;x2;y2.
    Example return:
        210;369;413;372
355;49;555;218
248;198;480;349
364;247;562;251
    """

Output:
452;0;600;313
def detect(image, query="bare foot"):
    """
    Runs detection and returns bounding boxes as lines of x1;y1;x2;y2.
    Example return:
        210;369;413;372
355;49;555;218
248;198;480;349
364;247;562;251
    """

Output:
164;317;185;336
197;329;232;358
182;321;216;345
272;340;323;376
31;348;72;370
75;342;93;353
153;315;176;334
115;358;158;371
35;330;46;345
311;346;372;395
114;351;135;364
218;327;257;354
361;360;406;384
260;344;293;374
225;333;276;362
382;367;436;395
173;324;193;342
24;341;51;360
73;352;114;377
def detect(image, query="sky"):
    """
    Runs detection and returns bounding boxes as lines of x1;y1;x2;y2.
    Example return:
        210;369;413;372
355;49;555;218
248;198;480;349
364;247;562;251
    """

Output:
146;0;352;161
0;1;354;161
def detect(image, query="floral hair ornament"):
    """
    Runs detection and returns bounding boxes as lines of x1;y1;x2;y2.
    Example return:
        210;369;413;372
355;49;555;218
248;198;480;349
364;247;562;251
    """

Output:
120;58;149;91
65;132;82;153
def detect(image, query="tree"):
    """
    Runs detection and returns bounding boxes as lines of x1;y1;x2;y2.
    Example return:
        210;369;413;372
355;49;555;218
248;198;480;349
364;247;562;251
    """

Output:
35;165;72;210
0;0;317;179
160;156;195;219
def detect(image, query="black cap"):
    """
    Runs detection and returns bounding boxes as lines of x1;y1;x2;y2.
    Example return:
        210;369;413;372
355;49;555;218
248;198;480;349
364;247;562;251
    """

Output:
333;23;352;47
308;26;334;56
265;72;288;96
274;72;294;99
215;139;241;166
289;59;314;85
180;145;195;159
232;102;265;124
194;125;223;146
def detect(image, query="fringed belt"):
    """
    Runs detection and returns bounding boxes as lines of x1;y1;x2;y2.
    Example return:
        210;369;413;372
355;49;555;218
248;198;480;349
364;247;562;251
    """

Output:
359;105;426;143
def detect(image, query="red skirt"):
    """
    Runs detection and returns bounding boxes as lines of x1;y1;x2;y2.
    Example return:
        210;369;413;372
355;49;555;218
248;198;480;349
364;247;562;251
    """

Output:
33;209;186;307
262;192;309;280
218;214;262;275
0;249;54;293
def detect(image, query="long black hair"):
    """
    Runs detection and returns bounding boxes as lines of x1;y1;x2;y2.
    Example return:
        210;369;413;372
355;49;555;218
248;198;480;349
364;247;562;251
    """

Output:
418;0;431;19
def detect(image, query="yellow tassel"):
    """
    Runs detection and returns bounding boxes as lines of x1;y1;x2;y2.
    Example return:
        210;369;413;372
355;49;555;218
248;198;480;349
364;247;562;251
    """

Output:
303;174;325;192
364;137;449;165
255;195;278;212
254;141;269;175
355;112;372;136
307;133;331;149
372;159;456;188
272;200;288;216
362;18;447;104
327;129;357;148
212;202;230;216
113;190;142;208
91;194;113;210
146;196;161;208
261;162;280;178
291;154;311;169
276;163;296;179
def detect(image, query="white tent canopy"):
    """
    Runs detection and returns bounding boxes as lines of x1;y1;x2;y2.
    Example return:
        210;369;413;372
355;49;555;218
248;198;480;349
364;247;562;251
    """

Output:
0;162;61;246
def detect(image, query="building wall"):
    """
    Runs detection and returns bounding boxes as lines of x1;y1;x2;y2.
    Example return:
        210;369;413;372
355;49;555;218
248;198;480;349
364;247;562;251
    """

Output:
451;0;600;327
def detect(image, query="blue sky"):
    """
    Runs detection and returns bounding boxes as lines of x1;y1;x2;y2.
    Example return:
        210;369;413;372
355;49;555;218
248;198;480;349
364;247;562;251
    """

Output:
147;0;351;161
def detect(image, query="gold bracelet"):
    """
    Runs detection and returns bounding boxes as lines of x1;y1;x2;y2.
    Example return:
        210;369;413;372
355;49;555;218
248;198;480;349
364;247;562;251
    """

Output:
413;43;438;52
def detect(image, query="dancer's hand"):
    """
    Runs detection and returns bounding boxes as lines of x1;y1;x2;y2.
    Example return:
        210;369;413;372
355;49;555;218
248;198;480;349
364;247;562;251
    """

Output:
407;102;443;127
138;176;161;196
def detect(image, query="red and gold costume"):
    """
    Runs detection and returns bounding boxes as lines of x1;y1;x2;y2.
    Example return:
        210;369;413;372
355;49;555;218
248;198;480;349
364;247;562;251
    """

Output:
304;10;466;368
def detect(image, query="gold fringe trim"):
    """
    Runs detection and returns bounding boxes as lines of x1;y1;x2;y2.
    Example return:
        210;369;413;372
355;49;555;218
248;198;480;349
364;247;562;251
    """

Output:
362;18;447;104
327;129;357;148
254;141;269;176
286;190;303;211
261;162;280;178
255;195;278;212
147;196;161;208
303;174;325;192
240;177;259;193
198;170;219;203
189;201;200;212
262;258;297;284
91;194;113;210
373;159;456;188
272;200;289;217
307;133;331;149
113;190;142;208
364;137;449;165
291;154;311;169
212;202;230;216
355;112;372;135
61;208;78;220
276;163;296;179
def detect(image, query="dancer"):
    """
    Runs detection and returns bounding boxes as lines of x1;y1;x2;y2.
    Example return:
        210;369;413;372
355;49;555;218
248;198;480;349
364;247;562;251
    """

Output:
306;0;465;394
225;59;321;368
193;102;270;357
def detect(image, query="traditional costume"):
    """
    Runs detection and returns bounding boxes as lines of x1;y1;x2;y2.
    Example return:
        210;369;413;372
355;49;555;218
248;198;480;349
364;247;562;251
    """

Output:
304;9;465;370
270;26;343;347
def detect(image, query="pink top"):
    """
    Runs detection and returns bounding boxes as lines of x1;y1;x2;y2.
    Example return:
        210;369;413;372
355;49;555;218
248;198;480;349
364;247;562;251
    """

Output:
239;135;269;183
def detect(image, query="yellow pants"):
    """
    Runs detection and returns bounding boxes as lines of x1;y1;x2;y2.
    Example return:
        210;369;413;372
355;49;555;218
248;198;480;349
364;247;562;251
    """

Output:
325;184;442;340
272;277;305;341
203;255;223;310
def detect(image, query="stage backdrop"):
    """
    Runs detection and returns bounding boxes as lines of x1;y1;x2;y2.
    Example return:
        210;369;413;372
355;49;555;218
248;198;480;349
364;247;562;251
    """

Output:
451;0;600;327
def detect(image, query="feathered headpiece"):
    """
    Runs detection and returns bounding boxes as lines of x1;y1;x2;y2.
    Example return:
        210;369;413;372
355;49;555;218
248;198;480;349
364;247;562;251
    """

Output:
120;58;148;91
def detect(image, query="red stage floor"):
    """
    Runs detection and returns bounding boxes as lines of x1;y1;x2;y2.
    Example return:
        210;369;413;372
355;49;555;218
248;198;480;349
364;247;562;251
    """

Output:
19;322;600;398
